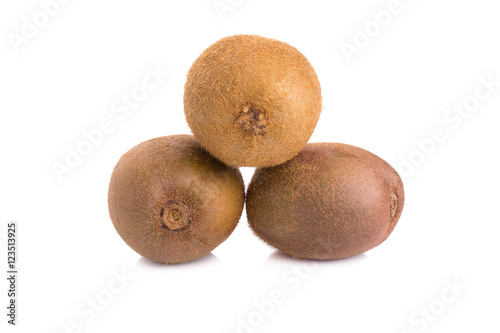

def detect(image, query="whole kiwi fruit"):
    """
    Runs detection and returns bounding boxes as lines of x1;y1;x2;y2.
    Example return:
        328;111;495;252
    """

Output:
184;34;322;167
246;143;404;260
108;135;245;264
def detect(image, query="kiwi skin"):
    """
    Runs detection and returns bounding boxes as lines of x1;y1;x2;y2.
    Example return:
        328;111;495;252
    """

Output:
108;135;245;264
184;34;322;168
246;143;404;260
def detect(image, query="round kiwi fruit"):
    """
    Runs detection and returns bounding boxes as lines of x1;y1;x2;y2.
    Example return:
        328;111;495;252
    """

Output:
246;143;404;260
108;135;245;264
184;34;322;167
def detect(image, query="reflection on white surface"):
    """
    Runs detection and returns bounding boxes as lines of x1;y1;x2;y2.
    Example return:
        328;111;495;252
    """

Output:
135;252;222;269
265;250;368;265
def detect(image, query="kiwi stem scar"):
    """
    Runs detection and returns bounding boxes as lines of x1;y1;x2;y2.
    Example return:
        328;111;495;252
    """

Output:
236;104;268;135
390;191;398;219
160;202;192;231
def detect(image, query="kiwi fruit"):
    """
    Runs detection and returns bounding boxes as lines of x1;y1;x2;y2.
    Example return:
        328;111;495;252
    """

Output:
108;135;245;264
246;143;404;260
184;34;322;167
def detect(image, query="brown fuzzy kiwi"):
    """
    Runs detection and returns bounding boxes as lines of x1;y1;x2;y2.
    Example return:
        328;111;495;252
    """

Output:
246;143;404;260
184;34;322;167
108;135;245;264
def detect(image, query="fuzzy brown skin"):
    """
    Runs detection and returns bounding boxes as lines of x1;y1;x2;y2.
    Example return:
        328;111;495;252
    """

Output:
246;143;404;260
184;34;322;167
108;135;245;264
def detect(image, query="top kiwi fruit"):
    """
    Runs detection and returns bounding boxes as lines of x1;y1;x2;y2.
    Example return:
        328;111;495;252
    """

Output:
246;142;404;260
184;34;322;167
108;135;245;264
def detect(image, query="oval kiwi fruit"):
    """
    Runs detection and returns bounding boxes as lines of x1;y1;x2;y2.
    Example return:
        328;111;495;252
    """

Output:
246;143;404;260
108;135;245;264
184;34;322;167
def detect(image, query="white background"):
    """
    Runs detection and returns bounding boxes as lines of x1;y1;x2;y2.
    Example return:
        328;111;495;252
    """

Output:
1;0;500;332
